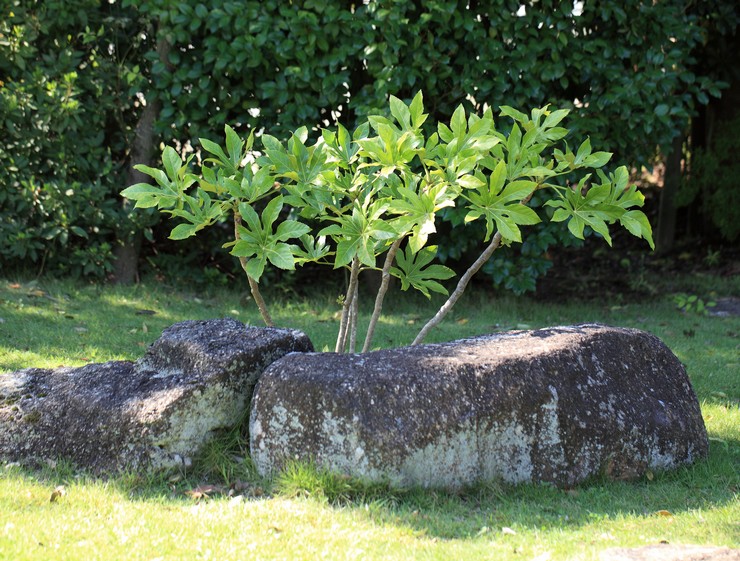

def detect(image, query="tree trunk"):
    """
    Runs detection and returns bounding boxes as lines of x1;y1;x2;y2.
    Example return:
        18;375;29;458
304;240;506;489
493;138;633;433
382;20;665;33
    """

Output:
112;38;170;284
655;133;684;255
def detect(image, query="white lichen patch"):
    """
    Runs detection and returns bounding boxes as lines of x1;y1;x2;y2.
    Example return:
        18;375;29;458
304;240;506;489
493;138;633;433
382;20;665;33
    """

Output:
264;403;306;444
0;371;30;399
146;382;245;469
399;424;480;488
318;411;374;477
535;386;566;470
479;420;534;483
253;402;310;472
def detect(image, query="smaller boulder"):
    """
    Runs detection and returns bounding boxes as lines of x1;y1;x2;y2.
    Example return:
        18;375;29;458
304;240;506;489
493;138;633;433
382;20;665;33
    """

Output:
0;318;313;473
250;324;708;489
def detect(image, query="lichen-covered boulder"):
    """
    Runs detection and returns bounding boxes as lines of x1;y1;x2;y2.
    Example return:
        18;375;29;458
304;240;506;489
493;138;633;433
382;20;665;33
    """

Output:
250;324;708;489
0;318;313;473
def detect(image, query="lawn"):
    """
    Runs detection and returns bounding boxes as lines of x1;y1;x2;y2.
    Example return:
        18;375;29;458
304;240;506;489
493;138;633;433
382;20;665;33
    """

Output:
0;273;738;560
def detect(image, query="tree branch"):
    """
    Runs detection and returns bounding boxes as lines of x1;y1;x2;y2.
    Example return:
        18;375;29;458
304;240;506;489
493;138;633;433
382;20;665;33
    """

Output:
335;257;360;352
233;213;273;327
411;231;502;345
362;237;403;352
348;278;359;353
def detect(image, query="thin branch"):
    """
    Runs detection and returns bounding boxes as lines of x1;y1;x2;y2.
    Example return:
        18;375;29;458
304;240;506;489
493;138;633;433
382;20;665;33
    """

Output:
411;231;502;345
412;192;535;345
348;279;359;353
335;257;360;352
233;213;274;327
335;299;350;353
362;237;403;352
247;276;274;327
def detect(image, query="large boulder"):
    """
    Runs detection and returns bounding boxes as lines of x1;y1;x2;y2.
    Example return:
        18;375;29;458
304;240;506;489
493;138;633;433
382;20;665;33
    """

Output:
0;318;312;473
250;324;708;489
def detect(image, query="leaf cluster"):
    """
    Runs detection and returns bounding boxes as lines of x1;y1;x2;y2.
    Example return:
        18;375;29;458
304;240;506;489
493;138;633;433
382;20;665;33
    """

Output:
121;92;654;347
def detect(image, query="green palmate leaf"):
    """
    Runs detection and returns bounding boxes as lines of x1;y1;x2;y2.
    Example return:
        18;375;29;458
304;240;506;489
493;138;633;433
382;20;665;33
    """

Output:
390;184;455;252
582;151;612;168
319;203;396;269
390;245;455;298
296;234;330;262
620;209;655;250
323;123;358;167
546;184;626;245
169;223;198;240
408;91;427;128
162;146;182;181
464;171;539;243
265;243;296;270
275;220;311;242
200;137;230;167
245;255;267;281
132;164;170;188
120;183;167;208
319;213;364;269
224;124;243;165
389;94;412;130
285;134;335;186
563;168;654;250
356;137;388;167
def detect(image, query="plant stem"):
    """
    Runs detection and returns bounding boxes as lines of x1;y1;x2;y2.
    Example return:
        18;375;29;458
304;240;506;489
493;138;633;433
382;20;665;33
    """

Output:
247;276;273;327
411;231;502;345
335;257;360;352
362;237;403;352
348;279;359;353
233;214;274;327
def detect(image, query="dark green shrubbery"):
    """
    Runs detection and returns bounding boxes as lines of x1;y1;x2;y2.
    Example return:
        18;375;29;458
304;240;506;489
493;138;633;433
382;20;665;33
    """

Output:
0;1;147;278
679;115;740;242
0;0;732;288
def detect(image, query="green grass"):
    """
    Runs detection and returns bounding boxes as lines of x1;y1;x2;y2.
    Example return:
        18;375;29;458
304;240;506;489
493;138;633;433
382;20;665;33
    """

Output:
1;274;738;560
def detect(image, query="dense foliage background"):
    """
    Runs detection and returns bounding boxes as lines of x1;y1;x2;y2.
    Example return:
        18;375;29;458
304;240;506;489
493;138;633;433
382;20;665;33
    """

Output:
1;0;737;288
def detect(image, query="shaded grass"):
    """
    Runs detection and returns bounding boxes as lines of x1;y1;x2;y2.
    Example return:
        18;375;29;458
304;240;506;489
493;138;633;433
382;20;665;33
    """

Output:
0;274;738;560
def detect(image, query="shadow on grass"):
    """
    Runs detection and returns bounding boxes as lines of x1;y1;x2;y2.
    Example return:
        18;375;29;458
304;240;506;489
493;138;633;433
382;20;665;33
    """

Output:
267;437;739;540
1;277;738;542
3;434;737;542
0;277;535;372
0;279;264;372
